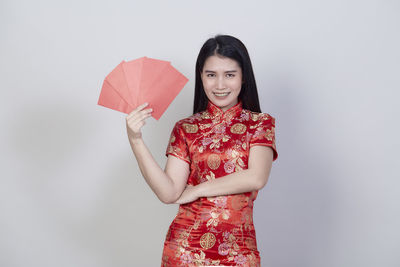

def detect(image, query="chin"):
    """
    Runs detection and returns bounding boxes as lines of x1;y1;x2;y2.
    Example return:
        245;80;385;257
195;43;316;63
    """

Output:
211;98;237;109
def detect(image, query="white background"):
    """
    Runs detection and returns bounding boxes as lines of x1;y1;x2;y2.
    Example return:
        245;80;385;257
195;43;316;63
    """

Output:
1;0;399;266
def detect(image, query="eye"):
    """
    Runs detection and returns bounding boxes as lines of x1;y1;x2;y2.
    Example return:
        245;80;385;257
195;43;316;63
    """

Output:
206;73;215;77
226;73;235;78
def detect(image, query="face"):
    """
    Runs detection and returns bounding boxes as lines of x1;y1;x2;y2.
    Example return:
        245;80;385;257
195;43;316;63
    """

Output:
201;55;243;112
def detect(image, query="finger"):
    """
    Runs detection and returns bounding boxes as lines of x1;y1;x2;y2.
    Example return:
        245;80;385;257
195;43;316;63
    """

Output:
127;110;152;125
127;116;148;133
138;114;151;123
126;103;149;119
141;108;153;116
127;107;152;122
137;102;149;110
126;111;152;126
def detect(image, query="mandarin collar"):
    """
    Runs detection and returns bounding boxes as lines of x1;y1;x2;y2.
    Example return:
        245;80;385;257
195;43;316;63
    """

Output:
206;100;243;121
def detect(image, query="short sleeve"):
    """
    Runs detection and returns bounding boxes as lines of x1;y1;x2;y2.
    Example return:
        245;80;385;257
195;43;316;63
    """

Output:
165;122;191;164
249;114;278;161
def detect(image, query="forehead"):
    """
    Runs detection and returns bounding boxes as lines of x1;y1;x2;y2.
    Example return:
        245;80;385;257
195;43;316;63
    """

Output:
203;55;241;71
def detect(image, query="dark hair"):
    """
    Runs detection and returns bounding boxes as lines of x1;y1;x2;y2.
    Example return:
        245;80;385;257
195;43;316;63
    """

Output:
193;34;261;114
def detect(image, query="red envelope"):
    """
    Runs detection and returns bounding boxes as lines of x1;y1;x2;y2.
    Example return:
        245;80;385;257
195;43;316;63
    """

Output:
98;56;188;120
98;79;133;114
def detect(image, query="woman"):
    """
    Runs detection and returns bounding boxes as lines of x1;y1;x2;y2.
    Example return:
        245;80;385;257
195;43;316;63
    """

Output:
126;35;278;266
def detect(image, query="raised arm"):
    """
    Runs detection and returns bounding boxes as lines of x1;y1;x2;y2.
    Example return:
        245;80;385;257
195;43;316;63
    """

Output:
127;103;190;204
174;145;274;204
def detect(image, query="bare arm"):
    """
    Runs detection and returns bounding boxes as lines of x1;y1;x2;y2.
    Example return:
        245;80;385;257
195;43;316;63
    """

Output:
174;145;274;204
127;103;190;204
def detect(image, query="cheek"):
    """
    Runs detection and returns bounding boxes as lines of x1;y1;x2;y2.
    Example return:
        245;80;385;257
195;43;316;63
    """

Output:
228;79;242;91
202;79;214;91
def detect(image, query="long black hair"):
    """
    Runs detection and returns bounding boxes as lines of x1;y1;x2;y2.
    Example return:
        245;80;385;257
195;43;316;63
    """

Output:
193;34;261;114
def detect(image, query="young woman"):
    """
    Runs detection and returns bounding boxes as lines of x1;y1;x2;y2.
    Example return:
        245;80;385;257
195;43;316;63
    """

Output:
126;35;278;267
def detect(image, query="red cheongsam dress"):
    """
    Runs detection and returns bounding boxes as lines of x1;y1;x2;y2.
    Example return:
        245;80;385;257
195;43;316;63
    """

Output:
161;100;278;267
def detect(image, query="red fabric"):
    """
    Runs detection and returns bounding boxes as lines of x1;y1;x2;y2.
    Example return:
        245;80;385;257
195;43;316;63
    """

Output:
162;101;278;266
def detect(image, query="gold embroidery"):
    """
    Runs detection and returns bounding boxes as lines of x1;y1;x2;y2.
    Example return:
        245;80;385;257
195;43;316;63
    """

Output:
231;123;246;134
247;252;259;267
182;123;198;133
206;211;219;227
205;171;215;181
231;195;248;210
245;237;257;251
161;254;169;267
210;138;221;149
261;113;270;120
207;154;221;170
221;209;230;220
199;123;212;130
193;250;206;264
251;113;261;121
200;232;216;249
225;112;234;121
242;209;254;231
170;134;176;144
201;111;211;119
235;157;245;172
193;219;201;230
265;127;274;141
242;142;247;150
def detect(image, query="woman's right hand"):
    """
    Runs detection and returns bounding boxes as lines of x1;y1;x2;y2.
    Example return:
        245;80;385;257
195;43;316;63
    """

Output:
126;102;153;142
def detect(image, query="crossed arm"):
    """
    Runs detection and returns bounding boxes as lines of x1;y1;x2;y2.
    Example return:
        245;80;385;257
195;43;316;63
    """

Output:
129;132;274;205
172;145;274;204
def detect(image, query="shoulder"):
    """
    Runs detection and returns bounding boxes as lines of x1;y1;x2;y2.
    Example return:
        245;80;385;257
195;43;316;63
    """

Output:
172;112;204;134
175;112;201;125
242;109;276;126
174;112;202;127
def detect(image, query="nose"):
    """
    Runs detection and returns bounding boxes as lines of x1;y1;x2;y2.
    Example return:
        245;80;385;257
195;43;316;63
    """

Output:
216;76;225;90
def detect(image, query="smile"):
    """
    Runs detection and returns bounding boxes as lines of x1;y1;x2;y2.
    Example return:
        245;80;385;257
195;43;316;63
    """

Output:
213;92;230;97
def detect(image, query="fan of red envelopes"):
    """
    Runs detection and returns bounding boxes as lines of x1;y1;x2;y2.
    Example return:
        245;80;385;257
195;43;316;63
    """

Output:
98;56;189;120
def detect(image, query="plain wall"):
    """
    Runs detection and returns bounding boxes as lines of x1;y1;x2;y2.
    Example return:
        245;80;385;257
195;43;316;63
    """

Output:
1;0;399;266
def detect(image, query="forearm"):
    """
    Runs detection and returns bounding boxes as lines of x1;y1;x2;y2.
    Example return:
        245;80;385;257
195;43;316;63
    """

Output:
129;137;177;203
196;169;263;198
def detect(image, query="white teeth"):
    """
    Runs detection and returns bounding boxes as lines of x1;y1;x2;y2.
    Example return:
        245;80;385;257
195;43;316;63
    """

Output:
214;92;230;97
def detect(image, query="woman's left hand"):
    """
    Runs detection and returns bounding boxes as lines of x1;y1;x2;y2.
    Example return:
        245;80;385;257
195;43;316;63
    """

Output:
174;184;200;204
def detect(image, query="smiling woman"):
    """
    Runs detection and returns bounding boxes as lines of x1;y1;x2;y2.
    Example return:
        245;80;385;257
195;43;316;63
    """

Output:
201;55;243;112
126;34;278;266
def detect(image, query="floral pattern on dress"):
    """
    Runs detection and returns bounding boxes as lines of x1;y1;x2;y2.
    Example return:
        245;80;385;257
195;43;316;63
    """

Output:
161;100;278;267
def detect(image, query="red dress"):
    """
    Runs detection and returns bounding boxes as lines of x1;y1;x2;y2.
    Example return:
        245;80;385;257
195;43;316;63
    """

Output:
161;100;278;266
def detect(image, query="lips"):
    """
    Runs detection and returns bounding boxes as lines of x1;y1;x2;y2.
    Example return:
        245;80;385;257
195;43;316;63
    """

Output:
213;92;230;97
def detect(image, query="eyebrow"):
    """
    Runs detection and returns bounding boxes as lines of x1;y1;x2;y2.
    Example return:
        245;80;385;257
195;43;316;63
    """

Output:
204;70;238;73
